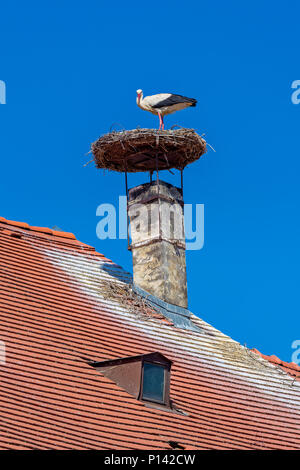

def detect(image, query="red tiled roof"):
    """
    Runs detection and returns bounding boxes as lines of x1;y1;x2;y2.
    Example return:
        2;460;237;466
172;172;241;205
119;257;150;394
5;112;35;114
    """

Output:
252;349;300;381
0;216;77;239
0;217;300;450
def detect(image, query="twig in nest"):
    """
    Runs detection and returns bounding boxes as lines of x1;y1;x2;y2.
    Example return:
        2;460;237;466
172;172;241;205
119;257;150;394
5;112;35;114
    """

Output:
206;142;216;153
83;159;94;167
109;122;126;133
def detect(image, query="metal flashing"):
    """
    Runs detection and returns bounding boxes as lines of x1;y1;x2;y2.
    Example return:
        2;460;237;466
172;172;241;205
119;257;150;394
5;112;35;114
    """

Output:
133;284;203;333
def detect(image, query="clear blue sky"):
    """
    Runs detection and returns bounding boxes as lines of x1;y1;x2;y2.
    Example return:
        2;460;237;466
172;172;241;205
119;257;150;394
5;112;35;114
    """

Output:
1;1;299;362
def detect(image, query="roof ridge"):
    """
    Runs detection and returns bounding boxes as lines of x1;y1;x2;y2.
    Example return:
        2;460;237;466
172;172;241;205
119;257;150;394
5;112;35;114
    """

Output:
0;216;77;241
252;348;300;376
0;215;120;264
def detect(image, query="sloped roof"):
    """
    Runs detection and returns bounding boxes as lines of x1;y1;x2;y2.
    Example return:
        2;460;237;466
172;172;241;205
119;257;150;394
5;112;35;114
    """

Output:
0;216;300;450
252;349;300;381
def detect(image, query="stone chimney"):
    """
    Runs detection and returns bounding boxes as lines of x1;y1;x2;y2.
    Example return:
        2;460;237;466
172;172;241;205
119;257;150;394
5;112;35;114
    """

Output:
128;179;188;308
92;127;206;312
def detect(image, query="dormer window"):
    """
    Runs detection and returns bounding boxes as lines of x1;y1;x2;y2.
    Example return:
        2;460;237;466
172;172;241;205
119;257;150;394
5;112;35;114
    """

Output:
141;362;167;404
90;352;172;409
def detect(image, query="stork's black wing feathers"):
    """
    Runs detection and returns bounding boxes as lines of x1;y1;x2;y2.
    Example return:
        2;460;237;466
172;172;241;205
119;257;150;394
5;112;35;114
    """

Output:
152;94;197;108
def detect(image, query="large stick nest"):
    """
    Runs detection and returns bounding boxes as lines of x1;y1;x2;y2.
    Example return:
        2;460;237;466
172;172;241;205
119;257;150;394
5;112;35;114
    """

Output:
91;128;206;173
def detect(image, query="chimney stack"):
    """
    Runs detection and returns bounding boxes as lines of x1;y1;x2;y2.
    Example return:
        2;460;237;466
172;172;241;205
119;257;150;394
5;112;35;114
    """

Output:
92;128;206;312
128;179;188;308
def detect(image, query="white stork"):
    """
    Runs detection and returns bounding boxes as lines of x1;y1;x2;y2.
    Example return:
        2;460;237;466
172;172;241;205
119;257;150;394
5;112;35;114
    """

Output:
136;89;197;130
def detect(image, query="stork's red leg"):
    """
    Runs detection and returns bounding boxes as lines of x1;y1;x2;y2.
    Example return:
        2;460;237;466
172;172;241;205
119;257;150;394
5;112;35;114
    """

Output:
161;115;164;130
158;114;162;130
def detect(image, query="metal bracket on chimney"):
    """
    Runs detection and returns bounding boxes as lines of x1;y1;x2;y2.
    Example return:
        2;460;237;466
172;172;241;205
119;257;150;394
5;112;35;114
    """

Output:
132;284;203;333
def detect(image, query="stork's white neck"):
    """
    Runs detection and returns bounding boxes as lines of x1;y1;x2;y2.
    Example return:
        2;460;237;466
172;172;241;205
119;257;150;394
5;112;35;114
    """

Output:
136;92;143;106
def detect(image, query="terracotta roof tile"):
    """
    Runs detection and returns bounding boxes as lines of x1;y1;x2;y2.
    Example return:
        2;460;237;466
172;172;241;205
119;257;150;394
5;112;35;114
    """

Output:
0;216;300;449
0;217;77;240
252;349;300;381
